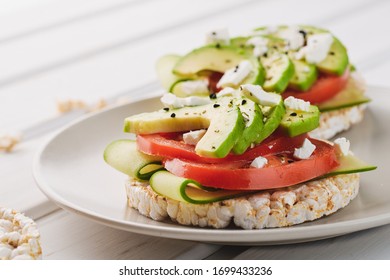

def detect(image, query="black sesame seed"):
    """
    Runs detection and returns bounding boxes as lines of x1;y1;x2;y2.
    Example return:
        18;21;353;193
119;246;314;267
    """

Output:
241;99;247;105
209;93;217;99
170;113;176;118
263;52;268;58
299;30;307;38
329;51;335;55
213;104;220;108
163;107;169;111
290;112;297;116
216;43;221;48
212;146;216;149
287;159;294;163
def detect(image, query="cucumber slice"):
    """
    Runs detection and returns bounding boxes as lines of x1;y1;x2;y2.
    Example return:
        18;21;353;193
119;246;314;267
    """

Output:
150;171;253;204
261;51;294;93
288;60;318;91
156;54;187;91
319;153;376;179
104;139;163;180
279;105;320;137
318;77;370;112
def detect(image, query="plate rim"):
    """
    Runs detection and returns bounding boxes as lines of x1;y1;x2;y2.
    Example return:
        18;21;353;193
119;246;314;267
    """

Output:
32;85;390;244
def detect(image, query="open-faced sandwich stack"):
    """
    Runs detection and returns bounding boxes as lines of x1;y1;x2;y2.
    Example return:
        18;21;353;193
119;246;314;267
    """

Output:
156;25;370;139
104;82;375;229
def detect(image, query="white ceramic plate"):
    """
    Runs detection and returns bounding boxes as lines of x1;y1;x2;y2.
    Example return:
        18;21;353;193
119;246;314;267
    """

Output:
33;86;390;245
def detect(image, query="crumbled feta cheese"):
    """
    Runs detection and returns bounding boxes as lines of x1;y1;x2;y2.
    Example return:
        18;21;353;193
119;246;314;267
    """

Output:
294;138;316;159
217;60;252;88
297;33;334;64
205;28;230;45
334;137;350;156
303;66;311;73
284;96;311;112
161;93;211;108
217;87;236;97
179;80;209;96
250;156;268;168
246;36;269;47
246;36;269;57
278;26;305;50
183;130;207;146
240;84;281;106
161;93;185;108
184;96;212;106
253;45;268;57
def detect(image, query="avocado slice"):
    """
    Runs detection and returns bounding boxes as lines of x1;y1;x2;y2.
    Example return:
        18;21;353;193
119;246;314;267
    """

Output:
196;105;245;158
261;51;294;93
124;99;245;158
232;99;264;154
288;60;318;91
172;45;265;87
279;105;320;137
316;37;349;76
254;101;285;144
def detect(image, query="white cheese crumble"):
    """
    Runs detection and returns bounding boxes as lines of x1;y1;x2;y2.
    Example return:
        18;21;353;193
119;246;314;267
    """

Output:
161;93;211;108
284;96;311;112
217;87;236;97
278;26;305;50
250;156;268;168
240;84;281;106
205;28;230;45
246;36;268;57
295;33;334;63
183;130;207;146
334;137;350;156
294;138;316;159
217;60;252;88
179;80;209;96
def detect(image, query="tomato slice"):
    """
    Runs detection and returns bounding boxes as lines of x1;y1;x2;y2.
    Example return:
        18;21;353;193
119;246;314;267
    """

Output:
283;70;349;104
137;133;307;164
163;138;339;190
207;71;223;94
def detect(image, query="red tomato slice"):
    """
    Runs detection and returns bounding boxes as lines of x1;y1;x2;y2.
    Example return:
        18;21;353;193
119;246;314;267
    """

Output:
282;70;349;104
163;138;339;190
137;133;307;164
207;72;223;94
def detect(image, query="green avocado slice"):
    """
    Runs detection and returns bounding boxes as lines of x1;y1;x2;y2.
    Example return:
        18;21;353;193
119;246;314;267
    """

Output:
288;60;318;91
261;51;294;93
254;101;285;144
172;45;264;87
232;99;264;155
279;105;320;137
124;99;245;158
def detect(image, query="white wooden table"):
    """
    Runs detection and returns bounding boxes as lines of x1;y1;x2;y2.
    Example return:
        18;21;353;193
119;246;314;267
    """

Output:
1;0;390;260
